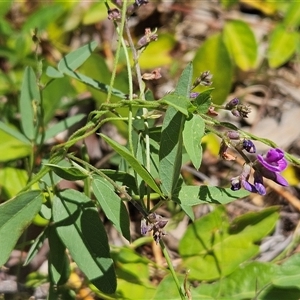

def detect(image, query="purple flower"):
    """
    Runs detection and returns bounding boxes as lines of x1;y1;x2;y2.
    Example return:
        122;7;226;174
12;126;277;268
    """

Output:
257;148;287;173
231;148;288;195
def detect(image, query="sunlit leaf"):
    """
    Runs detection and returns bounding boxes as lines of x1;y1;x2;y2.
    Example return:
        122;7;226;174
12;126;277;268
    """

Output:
268;24;298;68
223;20;258;70
193;34;233;105
284;2;300;28
0;130;31;162
0;167;28;198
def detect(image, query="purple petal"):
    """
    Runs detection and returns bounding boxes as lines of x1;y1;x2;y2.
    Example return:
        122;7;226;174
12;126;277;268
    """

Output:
259;167;289;186
241;179;257;193
265;148;284;163
273;173;289;186
257;148;287;172
254;182;266;195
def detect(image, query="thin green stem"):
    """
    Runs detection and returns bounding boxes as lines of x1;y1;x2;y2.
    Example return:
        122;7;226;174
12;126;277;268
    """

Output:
105;0;127;104
160;240;186;300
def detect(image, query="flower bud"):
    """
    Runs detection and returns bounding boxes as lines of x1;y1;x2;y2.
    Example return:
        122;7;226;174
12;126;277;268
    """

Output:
227;131;240;140
242;139;256;153
225;98;239;109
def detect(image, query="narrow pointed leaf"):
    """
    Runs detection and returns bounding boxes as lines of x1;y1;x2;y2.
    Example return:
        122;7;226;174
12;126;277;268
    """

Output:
58;41;98;73
53;189;116;294
160;94;191;116
45;163;88;181
19;66;40;140
100;134;163;197
0;190;43;266
48;227;70;285
92;175;130;241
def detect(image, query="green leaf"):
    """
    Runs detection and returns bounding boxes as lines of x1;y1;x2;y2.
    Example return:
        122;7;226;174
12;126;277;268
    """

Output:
194;261;276;299
193;33;233;105
42;76;76;124
159;107;185;198
39;114;86;143
58;41;98;74
46;66;64;78
223;20;258;70
159;94;191;116
24;229;48;266
100;134;163;197
174;185;250;206
174;61;193;97
183;114;205;170
272;253;300;288
229;206;279;242
0;190;43;266
92;175;131;241
0;121;31;144
193;89;213;114
283;2;300;28
22;4;64;31
101;169;138;195
48;227;70;285
0;167;28;198
53;189;116;294
45;163;88;181
19;66;40;140
179;207;260;281
158;63;192;197
268;24;298;68
153;274;186;300
0;131;31;162
64;70;126;99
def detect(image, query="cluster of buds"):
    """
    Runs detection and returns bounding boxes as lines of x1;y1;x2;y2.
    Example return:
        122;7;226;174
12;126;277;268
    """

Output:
141;213;168;244
191;71;213;90
137;28;158;49
225;98;251;118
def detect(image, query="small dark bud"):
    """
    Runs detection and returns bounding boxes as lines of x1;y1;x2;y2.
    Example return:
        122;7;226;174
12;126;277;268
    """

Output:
225;98;239;109
242;139;256;153
192;71;213;89
137;28;158;48
108;8;121;21
190;92;200;99
227;131;240;140
231;109;240;117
